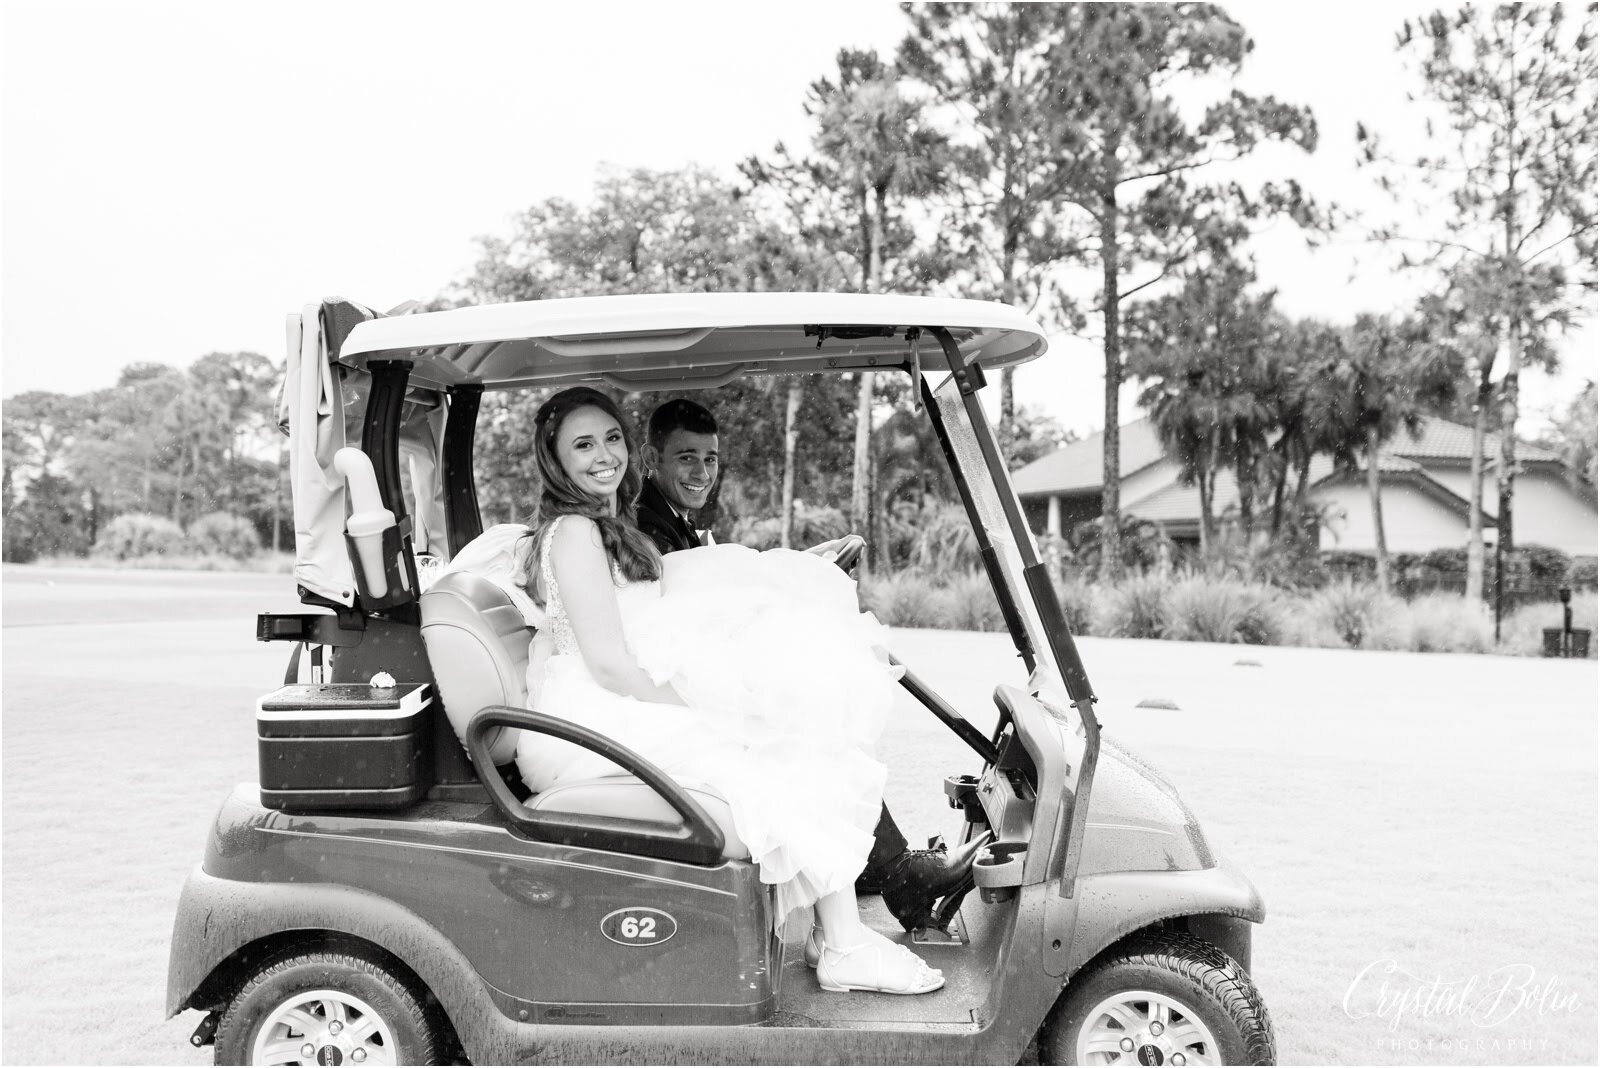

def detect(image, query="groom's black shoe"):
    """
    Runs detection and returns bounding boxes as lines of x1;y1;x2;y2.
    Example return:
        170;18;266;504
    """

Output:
878;836;989;933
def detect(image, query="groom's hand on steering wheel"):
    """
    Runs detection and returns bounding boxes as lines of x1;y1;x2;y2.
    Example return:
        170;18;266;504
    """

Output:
807;534;866;572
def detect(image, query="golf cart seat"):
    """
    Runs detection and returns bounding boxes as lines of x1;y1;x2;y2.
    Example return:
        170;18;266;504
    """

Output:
419;568;747;859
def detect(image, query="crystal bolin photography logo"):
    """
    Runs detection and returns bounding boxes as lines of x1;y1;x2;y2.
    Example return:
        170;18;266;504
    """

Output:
1343;959;1582;1032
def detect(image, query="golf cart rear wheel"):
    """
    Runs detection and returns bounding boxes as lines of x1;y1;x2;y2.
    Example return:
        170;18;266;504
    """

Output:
1041;930;1275;1066
214;950;442;1066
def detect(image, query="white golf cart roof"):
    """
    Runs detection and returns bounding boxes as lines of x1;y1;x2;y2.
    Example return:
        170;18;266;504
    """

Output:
338;292;1048;391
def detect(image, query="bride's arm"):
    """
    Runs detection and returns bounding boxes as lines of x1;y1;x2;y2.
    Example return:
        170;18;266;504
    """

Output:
550;517;686;706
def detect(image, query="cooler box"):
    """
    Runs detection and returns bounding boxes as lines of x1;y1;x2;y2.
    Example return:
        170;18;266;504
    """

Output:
257;683;432;811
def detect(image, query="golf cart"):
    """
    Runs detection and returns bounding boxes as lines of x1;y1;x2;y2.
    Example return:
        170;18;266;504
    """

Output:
167;293;1275;1065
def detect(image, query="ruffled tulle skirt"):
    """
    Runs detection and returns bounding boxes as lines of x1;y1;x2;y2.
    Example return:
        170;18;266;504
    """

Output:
515;544;900;920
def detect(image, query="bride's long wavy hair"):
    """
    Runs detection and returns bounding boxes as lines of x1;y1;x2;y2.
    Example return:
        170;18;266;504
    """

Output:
521;387;661;595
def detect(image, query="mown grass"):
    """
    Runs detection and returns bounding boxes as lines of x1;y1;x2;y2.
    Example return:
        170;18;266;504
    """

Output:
28;550;296;573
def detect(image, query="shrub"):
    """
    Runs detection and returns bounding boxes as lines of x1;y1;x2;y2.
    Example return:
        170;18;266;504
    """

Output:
858;561;1594;654
186;511;261;560
1419;546;1468;575
30;549;296;573
890;501;979;573
1098;573;1172;639
1519;544;1572;584
1066;516;1174;575
1164;576;1287;645
1277;601;1348;649
1389;551;1423;596
2;474;92;562
934;571;1006;632
1256;540;1329;591
860;571;942;629
1322;550;1377;584
93;513;186;561
1053;574;1099;636
1302;581;1408;650
1570;557;1598;588
1194;535;1328;591
861;570;1008;632
1405;592;1495;653
730;502;848;551
1406;545;1571;598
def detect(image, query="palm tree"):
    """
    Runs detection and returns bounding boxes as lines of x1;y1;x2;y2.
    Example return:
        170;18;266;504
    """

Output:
1127;263;1275;554
1264;319;1354;541
813;57;949;568
747;49;951;565
1335;314;1462;594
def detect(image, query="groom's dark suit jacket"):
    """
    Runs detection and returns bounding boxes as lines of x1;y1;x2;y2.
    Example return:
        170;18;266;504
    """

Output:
636;477;703;557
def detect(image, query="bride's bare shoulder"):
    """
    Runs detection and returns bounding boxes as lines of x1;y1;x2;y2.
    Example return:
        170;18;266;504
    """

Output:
548;515;606;557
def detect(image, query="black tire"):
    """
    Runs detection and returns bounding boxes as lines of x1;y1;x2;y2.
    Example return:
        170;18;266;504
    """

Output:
1040;930;1275;1066
214;950;442;1066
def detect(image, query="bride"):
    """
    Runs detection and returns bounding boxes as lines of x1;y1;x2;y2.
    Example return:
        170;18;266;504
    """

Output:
510;385;943;997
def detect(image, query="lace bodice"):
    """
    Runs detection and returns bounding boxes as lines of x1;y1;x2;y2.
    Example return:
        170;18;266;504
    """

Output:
538;515;659;657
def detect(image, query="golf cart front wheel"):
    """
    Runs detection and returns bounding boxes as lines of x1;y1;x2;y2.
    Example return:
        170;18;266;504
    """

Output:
1040;930;1275;1066
213;950;442;1066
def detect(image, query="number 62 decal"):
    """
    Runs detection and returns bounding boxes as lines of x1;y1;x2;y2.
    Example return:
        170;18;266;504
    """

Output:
600;907;677;947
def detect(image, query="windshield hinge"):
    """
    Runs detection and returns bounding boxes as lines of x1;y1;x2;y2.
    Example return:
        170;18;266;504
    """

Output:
951;358;987;397
906;327;923;410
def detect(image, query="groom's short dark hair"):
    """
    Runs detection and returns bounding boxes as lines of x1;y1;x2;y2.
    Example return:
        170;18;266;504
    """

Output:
648;398;718;449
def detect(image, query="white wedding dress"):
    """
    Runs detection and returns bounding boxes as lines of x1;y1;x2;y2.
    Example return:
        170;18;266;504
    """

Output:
514;516;900;919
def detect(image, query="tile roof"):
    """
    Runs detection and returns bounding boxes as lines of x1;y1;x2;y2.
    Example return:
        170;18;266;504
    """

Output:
1013;417;1166;496
1118;455;1415;522
1125;455;1486;525
1296;451;1423;483
1017;414;1557;502
1016;413;1579;537
1124;474;1237;524
1390;416;1559;463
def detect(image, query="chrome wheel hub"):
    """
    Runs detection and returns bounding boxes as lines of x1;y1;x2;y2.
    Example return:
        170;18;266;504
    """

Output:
251;989;395;1066
1078;989;1220;1066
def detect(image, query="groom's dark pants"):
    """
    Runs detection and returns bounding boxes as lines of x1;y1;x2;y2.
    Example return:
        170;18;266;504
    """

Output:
857;805;911;893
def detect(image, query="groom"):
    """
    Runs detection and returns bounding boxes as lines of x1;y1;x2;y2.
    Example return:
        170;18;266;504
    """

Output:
636;398;720;553
637;397;978;931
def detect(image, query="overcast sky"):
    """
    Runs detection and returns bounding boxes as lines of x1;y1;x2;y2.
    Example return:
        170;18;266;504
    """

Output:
3;1;1594;435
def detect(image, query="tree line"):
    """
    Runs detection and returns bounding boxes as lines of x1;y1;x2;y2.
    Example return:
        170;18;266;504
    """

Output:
4;3;1595;593
3;354;283;562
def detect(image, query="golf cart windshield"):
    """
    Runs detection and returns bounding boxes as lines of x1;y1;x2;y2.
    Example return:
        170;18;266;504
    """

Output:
931;374;1069;704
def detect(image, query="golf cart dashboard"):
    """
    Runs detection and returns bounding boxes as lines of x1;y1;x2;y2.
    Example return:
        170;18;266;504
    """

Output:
974;723;1037;844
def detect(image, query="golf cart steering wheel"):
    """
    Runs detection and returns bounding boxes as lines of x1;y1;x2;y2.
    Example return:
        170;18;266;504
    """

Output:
831;534;866;572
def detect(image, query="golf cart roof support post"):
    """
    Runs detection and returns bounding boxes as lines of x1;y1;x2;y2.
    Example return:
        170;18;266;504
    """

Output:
443;385;484;557
918;373;1037;675
361;361;413;530
359;360;422;620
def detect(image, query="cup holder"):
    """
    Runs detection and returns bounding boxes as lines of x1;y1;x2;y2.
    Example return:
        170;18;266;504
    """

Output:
973;841;1027;903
